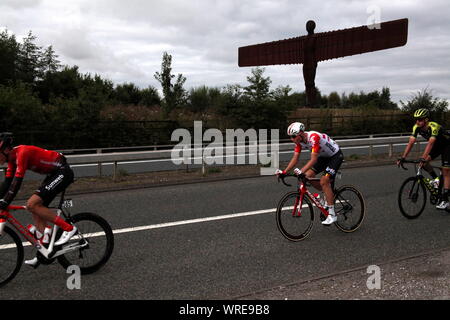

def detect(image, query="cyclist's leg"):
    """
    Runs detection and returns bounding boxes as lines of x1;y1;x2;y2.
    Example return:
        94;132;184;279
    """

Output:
321;151;344;206
438;145;450;208
308;158;326;191
320;151;344;225
425;148;439;179
27;165;74;231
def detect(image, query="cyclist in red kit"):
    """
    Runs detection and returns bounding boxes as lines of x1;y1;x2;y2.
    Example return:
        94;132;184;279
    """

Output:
0;133;77;266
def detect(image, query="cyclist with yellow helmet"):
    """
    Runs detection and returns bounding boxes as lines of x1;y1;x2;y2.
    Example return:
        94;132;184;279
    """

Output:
397;108;450;209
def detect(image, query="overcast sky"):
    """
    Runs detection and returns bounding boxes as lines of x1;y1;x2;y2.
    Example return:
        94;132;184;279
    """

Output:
1;0;449;104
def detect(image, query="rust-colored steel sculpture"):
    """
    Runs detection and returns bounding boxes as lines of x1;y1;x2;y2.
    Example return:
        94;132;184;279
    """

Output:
238;18;408;107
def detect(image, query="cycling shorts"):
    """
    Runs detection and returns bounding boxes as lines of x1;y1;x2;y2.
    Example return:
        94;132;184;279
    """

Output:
311;150;344;178
34;162;74;207
429;143;450;168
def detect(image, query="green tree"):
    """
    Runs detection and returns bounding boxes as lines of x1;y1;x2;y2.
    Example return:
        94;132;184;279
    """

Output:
327;91;341;108
114;82;142;105
400;88;449;120
139;86;161;106
244;67;271;102
0;82;44;130
0;30;21;85
17;31;44;84
154;52;187;116
39;45;61;74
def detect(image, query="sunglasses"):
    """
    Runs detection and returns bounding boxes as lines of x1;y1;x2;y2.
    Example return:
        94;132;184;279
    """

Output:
289;134;300;139
416;118;426;122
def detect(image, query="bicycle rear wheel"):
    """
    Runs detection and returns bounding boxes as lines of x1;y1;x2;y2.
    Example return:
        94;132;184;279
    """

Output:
57;212;114;274
0;226;24;287
276;191;314;241
334;185;365;232
398;177;427;219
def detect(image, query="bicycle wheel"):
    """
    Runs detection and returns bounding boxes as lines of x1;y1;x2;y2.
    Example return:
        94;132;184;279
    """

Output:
0;226;24;287
276;191;314;241
398;177;427;219
334;185;365;232
57;212;114;275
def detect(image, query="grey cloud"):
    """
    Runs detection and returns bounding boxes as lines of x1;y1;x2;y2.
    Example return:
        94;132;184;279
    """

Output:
0;0;448;104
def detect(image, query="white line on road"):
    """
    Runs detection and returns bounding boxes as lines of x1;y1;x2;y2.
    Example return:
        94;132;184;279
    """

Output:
1;206;295;249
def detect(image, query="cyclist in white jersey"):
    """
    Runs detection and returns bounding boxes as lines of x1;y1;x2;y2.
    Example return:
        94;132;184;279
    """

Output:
276;122;344;225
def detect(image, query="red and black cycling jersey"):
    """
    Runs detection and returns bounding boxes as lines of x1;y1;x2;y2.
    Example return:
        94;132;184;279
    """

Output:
6;145;66;178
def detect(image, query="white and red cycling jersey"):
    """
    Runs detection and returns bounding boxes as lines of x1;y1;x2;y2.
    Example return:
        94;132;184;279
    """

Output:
294;131;340;157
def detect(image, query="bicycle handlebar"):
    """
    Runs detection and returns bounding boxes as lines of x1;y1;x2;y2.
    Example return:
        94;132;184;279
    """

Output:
277;173;320;187
397;159;441;171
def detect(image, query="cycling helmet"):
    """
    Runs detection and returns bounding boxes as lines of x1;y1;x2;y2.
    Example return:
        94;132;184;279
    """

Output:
287;122;305;137
0;132;13;151
413;108;430;119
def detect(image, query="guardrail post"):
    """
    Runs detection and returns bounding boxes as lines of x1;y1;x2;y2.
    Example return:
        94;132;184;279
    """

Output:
388;143;393;158
113;161;118;182
97;149;102;177
369;144;373;159
202;153;206;176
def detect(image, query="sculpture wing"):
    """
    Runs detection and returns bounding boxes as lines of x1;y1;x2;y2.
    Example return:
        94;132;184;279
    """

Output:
315;18;408;62
238;35;305;67
238;18;408;67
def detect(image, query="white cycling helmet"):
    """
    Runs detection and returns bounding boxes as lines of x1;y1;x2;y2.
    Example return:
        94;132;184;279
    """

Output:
287;122;305;137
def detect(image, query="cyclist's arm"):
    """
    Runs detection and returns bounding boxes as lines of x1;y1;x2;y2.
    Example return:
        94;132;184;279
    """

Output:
0;162;15;200
0;151;26;210
421;136;436;160
399;136;417;160
0;177;13;199
300;152;319;173
285;151;300;172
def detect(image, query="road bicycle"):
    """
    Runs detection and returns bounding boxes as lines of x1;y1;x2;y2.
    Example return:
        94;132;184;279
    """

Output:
276;173;365;241
0;190;114;287
398;159;446;219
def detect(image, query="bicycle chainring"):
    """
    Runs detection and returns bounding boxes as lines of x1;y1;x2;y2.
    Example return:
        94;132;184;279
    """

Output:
430;194;439;205
36;251;56;265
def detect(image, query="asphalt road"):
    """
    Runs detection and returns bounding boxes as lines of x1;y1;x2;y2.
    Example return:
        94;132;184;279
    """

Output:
0;163;449;299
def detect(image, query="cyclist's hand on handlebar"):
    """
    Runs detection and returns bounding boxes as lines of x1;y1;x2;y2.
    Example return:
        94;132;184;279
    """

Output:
293;168;306;180
275;169;286;176
397;157;405;168
418;158;427;168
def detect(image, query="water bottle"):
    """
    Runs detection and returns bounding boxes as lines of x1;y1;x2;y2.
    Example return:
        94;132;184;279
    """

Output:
27;224;43;239
431;177;440;189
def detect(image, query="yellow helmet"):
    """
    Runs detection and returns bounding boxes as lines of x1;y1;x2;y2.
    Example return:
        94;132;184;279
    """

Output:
413;108;430;119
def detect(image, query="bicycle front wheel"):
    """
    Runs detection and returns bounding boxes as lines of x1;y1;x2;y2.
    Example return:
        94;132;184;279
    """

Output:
398;177;427;219
334;185;365;232
57;212;114;275
0;226;24;287
276;191;314;241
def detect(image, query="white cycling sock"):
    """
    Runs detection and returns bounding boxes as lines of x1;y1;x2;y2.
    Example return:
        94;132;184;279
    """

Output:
328;205;335;216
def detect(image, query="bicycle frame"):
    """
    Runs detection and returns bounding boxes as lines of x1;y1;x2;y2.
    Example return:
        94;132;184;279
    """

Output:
0;204;88;260
296;179;330;218
403;160;442;196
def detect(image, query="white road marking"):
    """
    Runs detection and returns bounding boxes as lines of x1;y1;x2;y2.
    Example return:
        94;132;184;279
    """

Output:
1;206;300;249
